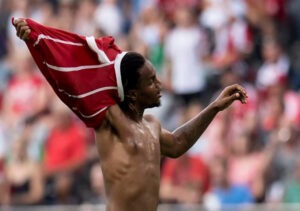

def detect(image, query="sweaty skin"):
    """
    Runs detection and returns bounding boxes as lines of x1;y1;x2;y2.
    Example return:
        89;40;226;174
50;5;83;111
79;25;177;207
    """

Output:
14;19;248;211
95;62;164;211
95;112;162;211
95;62;247;211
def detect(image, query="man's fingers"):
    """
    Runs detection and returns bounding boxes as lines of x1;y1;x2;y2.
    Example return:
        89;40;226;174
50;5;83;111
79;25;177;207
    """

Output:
228;84;248;102
17;24;27;37
231;84;246;95
21;29;31;40
239;95;246;104
237;86;248;100
235;92;247;104
13;18;30;40
220;93;239;109
13;18;22;26
216;84;248;110
223;93;239;103
229;92;246;104
20;26;30;40
16;21;25;32
16;24;30;40
232;92;240;101
238;89;247;104
19;25;28;36
16;20;28;37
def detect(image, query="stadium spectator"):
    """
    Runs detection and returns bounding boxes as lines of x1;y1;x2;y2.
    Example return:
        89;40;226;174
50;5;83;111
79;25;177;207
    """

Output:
160;153;210;203
42;98;87;178
5;130;44;205
283;157;300;203
204;157;254;208
42;98;88;204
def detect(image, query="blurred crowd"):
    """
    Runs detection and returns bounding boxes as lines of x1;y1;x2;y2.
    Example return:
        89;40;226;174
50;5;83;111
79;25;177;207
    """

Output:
0;0;300;208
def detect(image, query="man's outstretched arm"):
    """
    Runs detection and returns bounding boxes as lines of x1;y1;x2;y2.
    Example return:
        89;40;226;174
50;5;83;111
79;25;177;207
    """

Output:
160;84;248;158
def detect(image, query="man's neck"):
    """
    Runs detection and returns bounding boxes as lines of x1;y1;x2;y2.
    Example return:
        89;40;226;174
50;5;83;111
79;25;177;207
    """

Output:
120;103;144;122
128;109;144;122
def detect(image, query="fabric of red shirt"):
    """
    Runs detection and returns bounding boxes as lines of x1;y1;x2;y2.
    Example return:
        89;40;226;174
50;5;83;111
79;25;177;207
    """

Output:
12;18;124;128
43;122;87;173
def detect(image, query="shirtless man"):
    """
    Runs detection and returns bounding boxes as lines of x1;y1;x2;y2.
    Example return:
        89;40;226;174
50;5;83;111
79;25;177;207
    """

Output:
15;20;248;211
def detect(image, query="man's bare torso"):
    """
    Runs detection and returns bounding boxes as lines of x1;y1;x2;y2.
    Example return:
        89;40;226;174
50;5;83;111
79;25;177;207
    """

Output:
95;114;162;211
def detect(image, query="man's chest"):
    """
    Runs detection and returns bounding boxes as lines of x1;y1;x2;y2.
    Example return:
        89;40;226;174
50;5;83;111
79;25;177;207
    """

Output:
129;122;161;162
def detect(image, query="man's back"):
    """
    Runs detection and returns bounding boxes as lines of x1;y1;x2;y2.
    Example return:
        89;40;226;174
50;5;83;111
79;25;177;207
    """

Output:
94;106;162;211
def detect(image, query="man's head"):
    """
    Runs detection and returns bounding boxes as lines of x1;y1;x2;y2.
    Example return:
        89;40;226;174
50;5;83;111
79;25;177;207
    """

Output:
120;52;162;109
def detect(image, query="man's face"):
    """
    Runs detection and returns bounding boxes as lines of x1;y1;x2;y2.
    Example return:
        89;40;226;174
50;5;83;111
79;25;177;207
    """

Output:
136;61;162;108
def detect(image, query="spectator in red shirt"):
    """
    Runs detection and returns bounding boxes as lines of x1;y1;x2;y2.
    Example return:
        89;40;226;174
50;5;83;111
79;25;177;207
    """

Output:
43;98;88;177
160;153;210;203
2;50;47;128
42;97;88;204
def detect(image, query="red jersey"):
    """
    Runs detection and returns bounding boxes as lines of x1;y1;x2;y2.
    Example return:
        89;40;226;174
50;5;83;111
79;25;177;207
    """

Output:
12;18;126;128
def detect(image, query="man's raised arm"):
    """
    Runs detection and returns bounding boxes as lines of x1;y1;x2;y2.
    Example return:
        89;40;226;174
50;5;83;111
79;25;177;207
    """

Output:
160;84;248;158
104;104;134;138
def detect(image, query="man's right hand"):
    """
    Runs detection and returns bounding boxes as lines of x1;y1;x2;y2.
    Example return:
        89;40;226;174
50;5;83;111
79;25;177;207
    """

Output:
13;18;31;40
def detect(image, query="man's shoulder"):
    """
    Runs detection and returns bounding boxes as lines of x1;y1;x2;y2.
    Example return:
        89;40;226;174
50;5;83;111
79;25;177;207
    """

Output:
143;114;161;127
144;114;157;122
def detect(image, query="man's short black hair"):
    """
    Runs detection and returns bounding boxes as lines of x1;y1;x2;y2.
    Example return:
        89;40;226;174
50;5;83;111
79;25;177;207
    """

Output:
120;52;146;94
